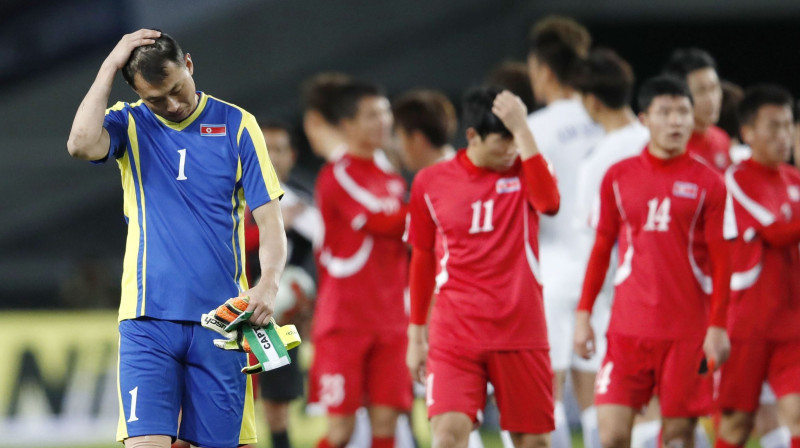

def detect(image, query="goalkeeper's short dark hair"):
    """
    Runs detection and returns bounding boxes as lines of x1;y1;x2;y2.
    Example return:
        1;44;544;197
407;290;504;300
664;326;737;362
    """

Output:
122;31;185;86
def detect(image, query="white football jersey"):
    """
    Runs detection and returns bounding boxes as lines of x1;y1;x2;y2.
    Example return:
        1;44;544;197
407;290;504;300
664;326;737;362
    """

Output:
527;98;604;301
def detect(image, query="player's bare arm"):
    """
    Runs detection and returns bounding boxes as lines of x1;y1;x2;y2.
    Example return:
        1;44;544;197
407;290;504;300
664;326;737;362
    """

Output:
243;199;287;326
67;29;161;160
574;310;596;360
702;326;730;371
406;324;427;383
491;90;541;160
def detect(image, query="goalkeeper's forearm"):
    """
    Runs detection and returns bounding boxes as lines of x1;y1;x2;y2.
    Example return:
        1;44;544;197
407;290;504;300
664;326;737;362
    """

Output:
252;200;287;317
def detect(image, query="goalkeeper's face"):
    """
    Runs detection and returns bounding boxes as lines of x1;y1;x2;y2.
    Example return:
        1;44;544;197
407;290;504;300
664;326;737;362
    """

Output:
133;54;198;123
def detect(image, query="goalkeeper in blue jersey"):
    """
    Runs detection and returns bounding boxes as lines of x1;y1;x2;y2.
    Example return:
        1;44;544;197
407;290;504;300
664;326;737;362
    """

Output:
67;29;287;448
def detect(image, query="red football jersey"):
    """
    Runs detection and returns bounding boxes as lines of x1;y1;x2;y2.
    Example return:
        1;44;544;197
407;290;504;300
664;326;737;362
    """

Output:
687;125;732;173
725;160;800;340
406;151;552;350
313;153;408;337
594;149;736;340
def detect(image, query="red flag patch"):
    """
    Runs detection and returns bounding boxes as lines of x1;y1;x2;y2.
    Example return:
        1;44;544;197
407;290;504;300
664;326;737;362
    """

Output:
200;124;226;136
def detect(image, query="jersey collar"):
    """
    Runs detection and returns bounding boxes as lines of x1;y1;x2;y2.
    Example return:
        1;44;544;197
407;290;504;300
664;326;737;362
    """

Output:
153;92;208;131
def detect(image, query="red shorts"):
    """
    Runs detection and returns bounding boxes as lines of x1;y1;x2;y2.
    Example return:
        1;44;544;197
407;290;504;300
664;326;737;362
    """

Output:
426;344;554;434
717;339;800;412
595;334;711;417
309;330;412;414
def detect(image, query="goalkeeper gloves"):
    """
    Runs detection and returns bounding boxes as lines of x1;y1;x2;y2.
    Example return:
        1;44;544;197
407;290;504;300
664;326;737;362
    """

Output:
201;295;301;374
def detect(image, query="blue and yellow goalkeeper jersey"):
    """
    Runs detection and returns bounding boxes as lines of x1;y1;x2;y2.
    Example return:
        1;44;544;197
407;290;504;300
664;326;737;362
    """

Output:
100;92;284;322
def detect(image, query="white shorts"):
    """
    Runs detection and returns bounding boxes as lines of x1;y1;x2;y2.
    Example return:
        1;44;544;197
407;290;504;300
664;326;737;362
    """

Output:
544;288;611;372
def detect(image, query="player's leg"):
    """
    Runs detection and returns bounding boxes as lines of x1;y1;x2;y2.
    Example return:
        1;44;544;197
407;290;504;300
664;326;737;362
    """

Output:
366;331;413;447
260;346;304;448
661;418;697;448
118;319;185;446
572;292;612;448
427;345;489;448
312;332;372;447
716;340;769;448
658;339;713;448
486;349;555;448
125;435;173;448
769;340;800;448
777;395;800;448
754;387;789;448
597;405;637;448
631;399;661;448
180;322;252;448
595;335;659;448
432;412;475;448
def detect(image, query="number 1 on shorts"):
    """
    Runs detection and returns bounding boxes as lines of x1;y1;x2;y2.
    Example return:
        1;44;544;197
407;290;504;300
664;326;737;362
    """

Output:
128;386;140;422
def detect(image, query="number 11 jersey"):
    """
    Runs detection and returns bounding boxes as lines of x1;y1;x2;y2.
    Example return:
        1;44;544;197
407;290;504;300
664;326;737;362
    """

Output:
406;150;551;351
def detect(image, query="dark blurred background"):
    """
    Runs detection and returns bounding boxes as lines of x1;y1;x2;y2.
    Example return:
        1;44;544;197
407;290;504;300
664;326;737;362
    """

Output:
2;0;800;309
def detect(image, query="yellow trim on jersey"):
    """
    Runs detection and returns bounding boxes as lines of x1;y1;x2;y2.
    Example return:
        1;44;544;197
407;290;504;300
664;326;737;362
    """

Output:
153;93;208;131
230;159;249;292
106;101;127;114
239;112;284;200
239;367;258;444
208;94;284;201
117;113;148;320
117;150;140;320
115;334;128;442
129;118;147;316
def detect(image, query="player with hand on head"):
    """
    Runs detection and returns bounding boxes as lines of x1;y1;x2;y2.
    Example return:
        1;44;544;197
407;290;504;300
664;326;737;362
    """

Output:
67;29;287;448
406;86;559;448
664;48;731;172
574;75;735;448
715;84;800;448
526;16;604;448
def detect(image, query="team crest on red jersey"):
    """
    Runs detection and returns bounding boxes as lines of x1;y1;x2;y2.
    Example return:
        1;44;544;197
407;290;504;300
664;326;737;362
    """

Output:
200;124;226;136
787;185;800;202
672;181;698;199
496;177;521;194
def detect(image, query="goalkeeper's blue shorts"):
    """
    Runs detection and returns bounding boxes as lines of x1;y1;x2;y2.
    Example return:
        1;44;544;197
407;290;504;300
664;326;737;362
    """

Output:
116;317;257;447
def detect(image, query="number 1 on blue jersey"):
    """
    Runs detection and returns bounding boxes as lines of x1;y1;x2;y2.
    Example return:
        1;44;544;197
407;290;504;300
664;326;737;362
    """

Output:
177;149;188;181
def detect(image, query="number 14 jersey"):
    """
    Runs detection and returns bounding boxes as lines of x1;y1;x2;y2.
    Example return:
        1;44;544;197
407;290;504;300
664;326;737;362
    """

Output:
595;149;736;340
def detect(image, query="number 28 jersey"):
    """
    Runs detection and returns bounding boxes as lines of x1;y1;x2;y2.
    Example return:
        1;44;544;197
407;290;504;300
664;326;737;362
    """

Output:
596;149;736;340
406;151;550;350
101;92;284;322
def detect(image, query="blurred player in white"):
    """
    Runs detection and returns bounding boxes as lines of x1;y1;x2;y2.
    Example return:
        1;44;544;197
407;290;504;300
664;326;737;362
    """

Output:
526;16;604;448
